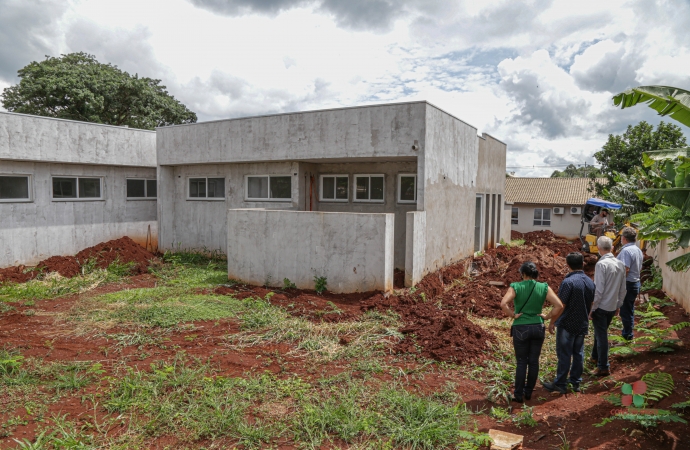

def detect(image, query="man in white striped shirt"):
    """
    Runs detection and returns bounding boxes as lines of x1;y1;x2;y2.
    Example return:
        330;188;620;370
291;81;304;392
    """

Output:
589;236;627;376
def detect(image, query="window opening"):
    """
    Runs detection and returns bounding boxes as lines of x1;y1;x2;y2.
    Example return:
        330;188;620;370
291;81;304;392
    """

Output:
320;175;349;201
0;175;31;201
398;174;416;203
533;208;551;226
354;175;384;202
245;175;292;201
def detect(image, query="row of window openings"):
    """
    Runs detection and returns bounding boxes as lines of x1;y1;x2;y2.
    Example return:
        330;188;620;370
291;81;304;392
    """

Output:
0;175;156;201
188;174;417;203
511;207;552;226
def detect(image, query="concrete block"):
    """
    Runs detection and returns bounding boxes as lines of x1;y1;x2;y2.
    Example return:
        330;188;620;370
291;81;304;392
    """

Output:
227;209;394;293
488;429;523;449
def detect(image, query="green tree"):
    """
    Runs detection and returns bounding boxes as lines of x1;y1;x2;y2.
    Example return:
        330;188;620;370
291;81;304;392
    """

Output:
550;164;602;178
593;121;687;196
1;52;196;130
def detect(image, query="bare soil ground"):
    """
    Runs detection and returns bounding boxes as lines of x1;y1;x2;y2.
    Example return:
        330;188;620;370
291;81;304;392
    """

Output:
1;233;689;449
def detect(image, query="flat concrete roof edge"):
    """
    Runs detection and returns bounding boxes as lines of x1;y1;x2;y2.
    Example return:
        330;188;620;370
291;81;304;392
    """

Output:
157;100;478;131
0;111;156;133
0;157;156;168
481;132;507;146
227;208;396;216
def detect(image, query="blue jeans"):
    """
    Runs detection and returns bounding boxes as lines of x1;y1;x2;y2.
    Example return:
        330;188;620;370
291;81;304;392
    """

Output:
591;308;616;370
620;281;640;340
512;324;545;398
554;327;585;389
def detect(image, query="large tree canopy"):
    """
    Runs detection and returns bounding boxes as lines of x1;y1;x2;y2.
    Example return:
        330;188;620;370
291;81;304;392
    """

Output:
550;163;601;178
1;52;196;130
593;121;686;190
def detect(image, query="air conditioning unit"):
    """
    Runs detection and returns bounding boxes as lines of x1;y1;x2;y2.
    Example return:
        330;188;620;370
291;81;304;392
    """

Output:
571;207;581;214
553;207;564;215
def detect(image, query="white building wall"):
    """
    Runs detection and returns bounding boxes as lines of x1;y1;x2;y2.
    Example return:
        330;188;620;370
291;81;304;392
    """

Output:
0;160;157;267
647;241;690;313
510;203;583;239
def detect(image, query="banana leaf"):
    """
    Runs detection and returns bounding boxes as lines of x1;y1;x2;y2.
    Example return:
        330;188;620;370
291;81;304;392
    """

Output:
613;86;690;128
643;148;690;167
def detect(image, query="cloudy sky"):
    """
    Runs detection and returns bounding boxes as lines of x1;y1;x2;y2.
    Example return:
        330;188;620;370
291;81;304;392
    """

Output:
1;0;689;175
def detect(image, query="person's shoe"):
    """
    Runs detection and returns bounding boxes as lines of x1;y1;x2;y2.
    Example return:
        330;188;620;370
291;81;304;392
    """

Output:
569;384;580;393
510;394;524;403
588;357;597;364
542;381;567;394
524;393;532;401
591;368;610;377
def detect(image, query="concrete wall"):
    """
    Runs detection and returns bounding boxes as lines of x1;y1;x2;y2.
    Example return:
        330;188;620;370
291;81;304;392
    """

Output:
476;134;508;248
0;112;156;167
0;160;157;267
227;209;394;293
420;104;479;274
158;162;299;253
157;102;426;165
647;241;690;313
510;203;583;239
307;160;417;269
405;211;426;286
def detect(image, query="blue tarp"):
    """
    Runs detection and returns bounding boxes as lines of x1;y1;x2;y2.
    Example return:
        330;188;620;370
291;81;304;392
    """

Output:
585;198;622;210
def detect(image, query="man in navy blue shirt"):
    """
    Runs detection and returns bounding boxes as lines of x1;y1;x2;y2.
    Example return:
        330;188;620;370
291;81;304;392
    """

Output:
543;252;595;394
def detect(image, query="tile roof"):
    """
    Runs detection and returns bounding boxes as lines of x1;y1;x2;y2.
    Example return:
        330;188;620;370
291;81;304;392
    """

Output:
505;177;605;205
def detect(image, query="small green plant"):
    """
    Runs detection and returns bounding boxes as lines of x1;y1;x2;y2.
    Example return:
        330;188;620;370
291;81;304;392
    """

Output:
489;406;511;422
107;257;137;277
641;261;663;291
80;256;100;275
0;347;24;376
555;430;571;450
283;278;297;289
314;275;327;295
610;321;690;355
512;405;537;427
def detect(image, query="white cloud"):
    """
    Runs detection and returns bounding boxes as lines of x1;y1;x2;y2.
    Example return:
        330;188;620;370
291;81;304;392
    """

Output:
0;0;688;176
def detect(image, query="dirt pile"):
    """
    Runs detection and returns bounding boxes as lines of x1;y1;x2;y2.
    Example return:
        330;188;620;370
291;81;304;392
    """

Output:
0;237;156;283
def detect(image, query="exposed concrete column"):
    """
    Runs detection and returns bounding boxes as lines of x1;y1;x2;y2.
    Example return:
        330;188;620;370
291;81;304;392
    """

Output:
405;210;426;287
157;165;176;251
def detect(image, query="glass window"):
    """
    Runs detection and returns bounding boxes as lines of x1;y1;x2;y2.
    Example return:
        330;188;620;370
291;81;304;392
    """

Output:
511;207;519;225
188;177;225;199
127;178;157;199
127;179;146;198
79;178;101;198
533;208;551;226
398;174;416;203
246;175;292;201
208;178;225;198
0;175;30;201
270;176;291;199
354;175;384;202
320;175;349;201
53;177;78;199
146;179;157;198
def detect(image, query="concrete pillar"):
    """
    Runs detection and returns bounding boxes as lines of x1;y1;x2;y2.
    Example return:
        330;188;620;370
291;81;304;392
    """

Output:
405;210;426;287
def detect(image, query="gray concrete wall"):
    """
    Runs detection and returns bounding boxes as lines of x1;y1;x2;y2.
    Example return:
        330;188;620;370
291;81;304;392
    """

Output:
0;160;157;267
647;241;690;313
157;102;426;165
476;134;508;248
405;211;426;287
0;112;156;167
420;104;478;274
227;209;394;293
308;160;417;269
510;203;583;239
157;162;299;253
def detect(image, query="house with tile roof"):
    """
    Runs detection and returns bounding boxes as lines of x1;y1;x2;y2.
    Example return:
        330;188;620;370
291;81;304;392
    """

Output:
505;177;605;239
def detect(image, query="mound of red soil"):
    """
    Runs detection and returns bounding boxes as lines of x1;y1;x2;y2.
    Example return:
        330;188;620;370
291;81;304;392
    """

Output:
75;236;155;275
0;237;156;283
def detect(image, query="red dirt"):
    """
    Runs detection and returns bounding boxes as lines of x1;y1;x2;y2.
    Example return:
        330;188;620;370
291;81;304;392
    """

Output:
0;237;157;283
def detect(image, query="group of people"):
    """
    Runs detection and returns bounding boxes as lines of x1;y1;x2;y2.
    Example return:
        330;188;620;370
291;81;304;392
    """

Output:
500;227;644;402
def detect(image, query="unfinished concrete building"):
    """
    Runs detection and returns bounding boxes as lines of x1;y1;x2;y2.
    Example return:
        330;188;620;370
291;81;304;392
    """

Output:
0;112;157;267
156;102;508;292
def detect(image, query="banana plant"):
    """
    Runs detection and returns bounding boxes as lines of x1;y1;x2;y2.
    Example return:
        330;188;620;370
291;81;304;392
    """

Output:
613;86;690;128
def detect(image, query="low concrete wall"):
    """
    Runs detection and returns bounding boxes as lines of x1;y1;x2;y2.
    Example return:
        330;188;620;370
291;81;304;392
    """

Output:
648;241;690;313
227;209;394;293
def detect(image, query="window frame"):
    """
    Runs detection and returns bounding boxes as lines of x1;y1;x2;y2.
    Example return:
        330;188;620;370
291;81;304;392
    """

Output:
126;178;157;200
511;207;519;225
319;174;349;202
51;176;104;202
244;174;293;202
0;174;33;203
353;174;385;203
397;173;417;204
187;176;226;201
533;208;551;226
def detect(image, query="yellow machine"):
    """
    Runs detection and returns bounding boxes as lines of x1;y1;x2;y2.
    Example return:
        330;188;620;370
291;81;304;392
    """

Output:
579;198;623;254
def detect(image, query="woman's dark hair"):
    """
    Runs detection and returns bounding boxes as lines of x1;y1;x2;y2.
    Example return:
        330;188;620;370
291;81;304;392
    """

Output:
519;261;539;279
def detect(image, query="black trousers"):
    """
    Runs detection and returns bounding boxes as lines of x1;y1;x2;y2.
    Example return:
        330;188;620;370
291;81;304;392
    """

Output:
512;324;546;397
